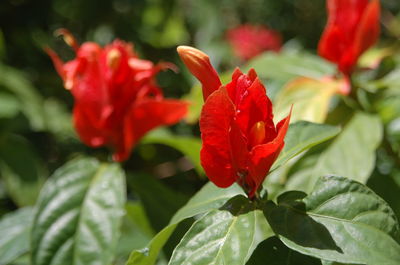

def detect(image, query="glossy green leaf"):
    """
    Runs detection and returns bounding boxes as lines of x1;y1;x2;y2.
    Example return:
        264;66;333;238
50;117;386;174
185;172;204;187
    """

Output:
246;50;335;82
126;182;243;265
31;157;126;265
271;121;340;171
265;175;400;265
169;196;273;265
0;207;33;265
141;128;203;175
288;112;383;192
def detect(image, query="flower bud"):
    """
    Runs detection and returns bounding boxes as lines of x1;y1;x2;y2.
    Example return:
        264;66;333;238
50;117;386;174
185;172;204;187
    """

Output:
177;46;221;100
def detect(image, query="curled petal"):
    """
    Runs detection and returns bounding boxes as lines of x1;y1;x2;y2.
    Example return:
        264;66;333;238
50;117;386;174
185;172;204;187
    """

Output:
55;28;79;51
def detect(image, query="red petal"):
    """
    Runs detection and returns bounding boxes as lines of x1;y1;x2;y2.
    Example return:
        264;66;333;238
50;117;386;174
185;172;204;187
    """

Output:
114;98;188;161
73;104;107;148
200;87;237;187
354;0;380;56
229;120;248;177
318;25;344;63
248;108;292;196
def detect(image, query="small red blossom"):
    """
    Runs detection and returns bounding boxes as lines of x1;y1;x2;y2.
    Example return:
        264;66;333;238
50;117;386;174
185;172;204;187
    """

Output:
47;30;188;162
178;46;291;198
318;0;380;75
226;24;282;61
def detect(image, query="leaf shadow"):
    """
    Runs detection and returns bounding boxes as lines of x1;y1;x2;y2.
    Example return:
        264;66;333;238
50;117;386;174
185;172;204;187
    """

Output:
264;200;343;253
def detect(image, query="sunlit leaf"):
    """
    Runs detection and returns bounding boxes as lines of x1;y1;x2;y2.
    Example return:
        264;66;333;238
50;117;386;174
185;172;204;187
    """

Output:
274;77;342;123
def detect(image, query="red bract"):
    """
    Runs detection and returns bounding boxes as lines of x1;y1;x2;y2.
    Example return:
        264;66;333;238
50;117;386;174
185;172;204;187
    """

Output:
318;0;380;75
47;30;188;162
178;46;291;198
226;24;282;61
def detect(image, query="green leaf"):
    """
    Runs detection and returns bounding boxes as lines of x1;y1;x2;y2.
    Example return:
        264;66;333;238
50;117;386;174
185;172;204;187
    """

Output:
271;121;341;171
0;92;19;119
0;207;33;265
141;128;203;175
168;196;273;265
321;261;356;265
0;64;46;130
247;236;321;265
31;157;126;265
288;112;383;192
246;50;335;82
0;64;73;135
126;182;243;265
265;175;400;265
0;135;45;206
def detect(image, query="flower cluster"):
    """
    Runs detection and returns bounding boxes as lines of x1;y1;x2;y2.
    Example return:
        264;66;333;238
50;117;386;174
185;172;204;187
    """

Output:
47;30;188;161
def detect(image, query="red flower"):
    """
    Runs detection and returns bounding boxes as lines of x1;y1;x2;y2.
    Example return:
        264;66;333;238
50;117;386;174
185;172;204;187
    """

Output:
318;0;380;75
178;46;291;198
226;24;282;61
47;30;188;162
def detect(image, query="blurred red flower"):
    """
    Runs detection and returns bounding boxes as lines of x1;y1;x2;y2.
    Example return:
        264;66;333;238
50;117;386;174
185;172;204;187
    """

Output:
47;30;188;162
226;24;282;61
178;46;290;198
318;0;380;75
